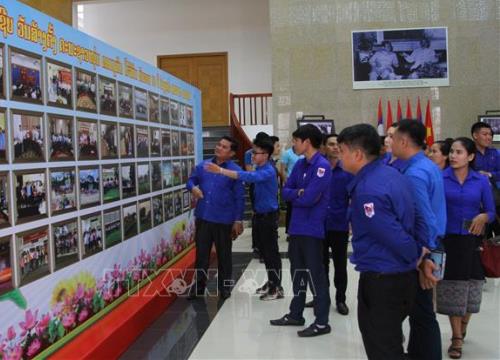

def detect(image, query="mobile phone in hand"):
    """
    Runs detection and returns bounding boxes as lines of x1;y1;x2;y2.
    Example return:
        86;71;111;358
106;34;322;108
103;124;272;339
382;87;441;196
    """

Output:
429;250;446;280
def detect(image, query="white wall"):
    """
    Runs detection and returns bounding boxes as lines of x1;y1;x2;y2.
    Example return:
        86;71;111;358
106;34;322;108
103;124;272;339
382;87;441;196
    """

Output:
76;0;271;95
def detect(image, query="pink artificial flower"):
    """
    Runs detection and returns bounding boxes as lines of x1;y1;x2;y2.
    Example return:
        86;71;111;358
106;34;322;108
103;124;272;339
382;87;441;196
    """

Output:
36;314;50;336
62;312;76;329
75;284;85;301
26;338;41;358
7;344;23;360
19;310;38;336
103;289;113;302
51;302;64;318
96;279;106;290
112;264;121;280
132;271;141;282
78;308;89;323
113;286;122;299
6;326;16;341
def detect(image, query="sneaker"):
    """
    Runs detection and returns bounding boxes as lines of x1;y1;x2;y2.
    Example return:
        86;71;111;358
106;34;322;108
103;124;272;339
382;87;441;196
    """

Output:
297;323;331;337
260;287;284;301
256;281;270;295
270;314;305;326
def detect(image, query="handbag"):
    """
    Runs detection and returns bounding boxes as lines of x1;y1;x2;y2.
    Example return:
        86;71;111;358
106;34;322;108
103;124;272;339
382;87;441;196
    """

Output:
481;236;500;278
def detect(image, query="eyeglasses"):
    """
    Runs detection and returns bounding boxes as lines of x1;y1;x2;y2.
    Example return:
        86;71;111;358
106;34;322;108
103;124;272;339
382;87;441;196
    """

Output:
251;151;267;155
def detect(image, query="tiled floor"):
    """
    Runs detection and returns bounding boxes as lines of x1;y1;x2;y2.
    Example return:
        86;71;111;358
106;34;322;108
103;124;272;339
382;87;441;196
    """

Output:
122;228;500;360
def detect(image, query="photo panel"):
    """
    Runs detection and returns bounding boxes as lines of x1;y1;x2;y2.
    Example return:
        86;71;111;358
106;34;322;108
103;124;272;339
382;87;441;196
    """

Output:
121;163;136;199
118;82;133;118
163;192;174;221
46;59;72;108
180;131;188;156
98;76;117;116
102;165;120;203
172;161;181;186
186;106;193;128
174;190;182;217
171;130;180;157
182;190;190;212
160;97;170;124
0;173;10;228
0;236;13;295
78;166;100;208
77;118;98;160
119;124;135;158
150;127;161;157
187;132;195;156
151;161;162;192
169;100;179;126
187;158;195;182
148;92;159;122
52;219;79;270
103;207;122;248
15;170;47;223
0;45;4;98
75;68;97;113
181;159;189;184
17;227;50;285
137;162;151;195
122;202;137;240
134;88;148;121
12;111;45;163
136;126;149;158
0;110;7;162
48;114;74;161
138;199;152;233
81;213;103;258
162;160;173;189
10;48;43;103
161;129;171;157
100;121;118;159
152;195;163;227
179;103;187;127
49;167;76;215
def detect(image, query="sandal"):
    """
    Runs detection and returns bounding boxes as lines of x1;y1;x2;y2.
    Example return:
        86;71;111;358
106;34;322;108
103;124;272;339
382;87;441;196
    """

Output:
461;320;468;339
448;337;463;359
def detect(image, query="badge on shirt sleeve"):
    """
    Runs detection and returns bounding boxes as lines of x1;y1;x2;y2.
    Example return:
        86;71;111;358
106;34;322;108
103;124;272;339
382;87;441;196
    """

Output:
317;167;325;178
363;202;375;218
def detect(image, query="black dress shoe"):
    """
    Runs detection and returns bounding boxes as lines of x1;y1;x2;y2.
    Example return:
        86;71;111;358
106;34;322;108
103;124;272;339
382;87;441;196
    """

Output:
297;323;331;337
304;300;314;308
270;314;305;326
336;302;349;315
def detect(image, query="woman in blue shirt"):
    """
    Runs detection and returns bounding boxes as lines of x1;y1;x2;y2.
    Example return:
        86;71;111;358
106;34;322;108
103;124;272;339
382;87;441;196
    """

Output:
436;137;495;359
429;138;453;170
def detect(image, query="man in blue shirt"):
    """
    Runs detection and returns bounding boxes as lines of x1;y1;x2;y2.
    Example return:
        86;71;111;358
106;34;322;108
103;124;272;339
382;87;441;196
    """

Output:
338;123;422;359
471;121;500;181
281;142;304;237
270;124;332;337
392;119;446;360
186;136;245;300
206;137;282;300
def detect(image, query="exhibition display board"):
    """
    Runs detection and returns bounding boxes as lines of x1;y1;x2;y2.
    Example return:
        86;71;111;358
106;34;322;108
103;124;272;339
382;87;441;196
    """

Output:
0;1;202;358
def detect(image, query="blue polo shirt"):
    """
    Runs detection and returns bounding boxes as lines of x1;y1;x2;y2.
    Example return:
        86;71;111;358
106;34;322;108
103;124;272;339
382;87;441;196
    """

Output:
347;160;424;273
282;151;331;239
474;147;500;182
325;161;353;232
244;149;253;168
186;158;245;225
237;161;278;214
443;167;495;235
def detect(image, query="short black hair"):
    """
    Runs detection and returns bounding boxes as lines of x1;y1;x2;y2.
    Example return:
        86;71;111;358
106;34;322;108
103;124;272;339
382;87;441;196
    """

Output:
253;137;274;157
435;138;453;156
220;135;238;152
390;121;399;128
323;133;338;145
254;132;269;141
292;124;323;149
337;124;380;158
470;121;492;136
396;119;426;147
269;135;279;144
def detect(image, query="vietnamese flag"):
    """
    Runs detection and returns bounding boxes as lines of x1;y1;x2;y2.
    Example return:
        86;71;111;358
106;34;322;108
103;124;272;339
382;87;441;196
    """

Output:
424;99;434;146
397;99;402;122
377;98;384;135
386;100;393;130
406;98;413;119
416;97;423;123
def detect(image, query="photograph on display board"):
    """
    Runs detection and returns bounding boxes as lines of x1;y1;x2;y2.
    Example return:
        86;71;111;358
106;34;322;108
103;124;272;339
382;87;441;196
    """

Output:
187;133;194;156
181;159;189;184
15;171;47;223
0;45;4;98
121;163;136;198
81;213;103;258
46;59;72;108
52;219;79;270
150;127;161;157
118;82;133;118
0;110;7;162
186;106;193;128
103;207;121;248
134;88;148;121
136;126;149;157
152;196;163;227
139;199;152;233
75;68;97;112
10;48;43;103
179;104;187;127
160;97;170;124
102;165;120;203
100;121;118;159
137;162;151;195
122;202;137;240
187;158;195;182
182;190;190;212
162;160;173;188
50;168;76;214
163;192;174;221
151;161;162;192
12;111;44;162
0;236;13;295
119;124;135;158
169;100;179;126
49;115;74;161
174;190;182;216
148;92;160;122
17;227;49;285
171;131;180;157
161;129;171;157
172;161;181;186
77;119;98;160
0;173;10;228
78;167;100;208
180;132;188;156
98;76;117;115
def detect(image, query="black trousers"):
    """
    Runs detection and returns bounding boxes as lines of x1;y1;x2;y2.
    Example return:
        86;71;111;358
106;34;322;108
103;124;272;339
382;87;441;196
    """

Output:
193;219;233;291
254;211;281;288
358;270;417;360
323;230;349;303
285;201;292;233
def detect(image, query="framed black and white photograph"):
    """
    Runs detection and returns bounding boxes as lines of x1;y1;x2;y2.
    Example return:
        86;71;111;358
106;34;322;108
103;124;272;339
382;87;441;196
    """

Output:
118;82;133;118
77;118;98;160
102;165;120;203
170;100;179;126
134;88;148;121
49;114;74;161
151;161;162;192
174;190;182;216
148;92;160;122
162;160;172;189
180;131;188;156
171;130;180;157
78;166;100;208
0;236;13;295
136;126;149;158
52;219;79;270
75;68;97;113
12;111;44;163
186;106;193;128
181;159;189;184
297;119;335;135
46;59;73;108
49;168;76;215
0;110;7;163
352;27;449;89
187;158;195;182
179;104;187;127
10;48;43;103
172;161;182;186
0;45;4;99
163;192;174;221
161;129;171;157
137;162;151;195
0;173;9;228
17;227;49;285
81;213;103;258
182;190;190;212
122;202;137;240
139;199;152;233
150;127;161;157
103;207;121;248
98;76;117;115
100;121;118;159
15;170;47;223
120;124;135;158
479;115;500;142
187;132;195;156
152;196;163;227
121;163;136;199
160;97;170;124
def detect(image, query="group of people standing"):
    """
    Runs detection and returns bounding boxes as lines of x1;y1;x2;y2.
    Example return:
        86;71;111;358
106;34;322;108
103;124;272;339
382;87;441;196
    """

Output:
185;118;497;359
